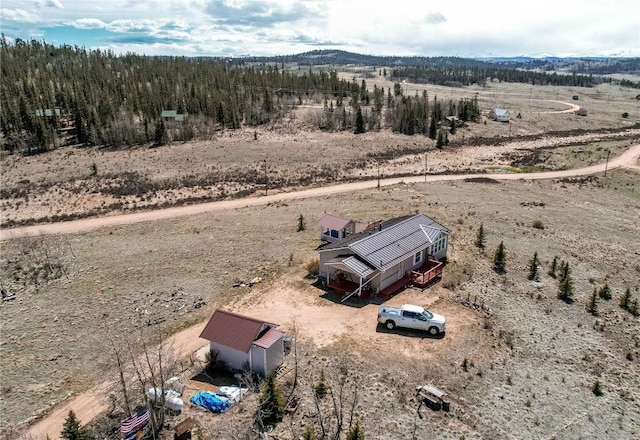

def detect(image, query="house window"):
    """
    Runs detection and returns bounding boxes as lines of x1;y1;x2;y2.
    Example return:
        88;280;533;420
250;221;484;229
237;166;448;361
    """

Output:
414;251;422;265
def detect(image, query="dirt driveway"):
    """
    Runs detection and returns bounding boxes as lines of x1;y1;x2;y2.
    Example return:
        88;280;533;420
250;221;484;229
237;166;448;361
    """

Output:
24;275;471;440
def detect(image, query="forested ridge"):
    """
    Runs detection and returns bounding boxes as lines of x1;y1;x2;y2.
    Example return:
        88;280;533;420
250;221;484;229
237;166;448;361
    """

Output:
2;39;635;155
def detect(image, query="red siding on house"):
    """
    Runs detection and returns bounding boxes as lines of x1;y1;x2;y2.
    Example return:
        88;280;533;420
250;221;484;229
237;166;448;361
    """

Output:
200;310;274;353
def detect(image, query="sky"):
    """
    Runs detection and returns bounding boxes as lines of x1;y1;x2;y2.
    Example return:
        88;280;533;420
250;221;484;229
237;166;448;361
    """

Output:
1;0;639;58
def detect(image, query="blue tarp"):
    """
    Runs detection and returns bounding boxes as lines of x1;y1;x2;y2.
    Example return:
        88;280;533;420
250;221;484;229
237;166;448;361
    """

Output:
190;391;230;413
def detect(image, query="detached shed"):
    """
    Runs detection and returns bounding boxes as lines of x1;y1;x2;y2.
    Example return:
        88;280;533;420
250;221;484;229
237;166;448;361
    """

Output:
200;310;284;377
318;214;357;243
489;108;510;122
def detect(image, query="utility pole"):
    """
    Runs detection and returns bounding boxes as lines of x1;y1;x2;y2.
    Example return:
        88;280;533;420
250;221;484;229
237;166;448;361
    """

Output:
424;152;427;182
604;149;610;177
264;160;268;195
377;161;380;189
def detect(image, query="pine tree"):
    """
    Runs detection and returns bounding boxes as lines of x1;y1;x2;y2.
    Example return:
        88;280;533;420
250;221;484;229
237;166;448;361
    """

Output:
548;256;558;278
61;410;90;440
258;372;285;427
475;224;486;250
630;299;639;317
314;369;328;398
346;420;365;440
428;113;437;140
619;287;632;311
557;262;574;303
436;129;445;148
154;118;167;146
598;283;612;300
557;260;567;283
492;241;506;274
450;118;457;135
586;288;599;316
527;251;540;281
354;107;365;134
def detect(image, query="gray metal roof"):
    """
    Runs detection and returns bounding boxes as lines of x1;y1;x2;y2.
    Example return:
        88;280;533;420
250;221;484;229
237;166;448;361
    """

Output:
320;214;450;271
325;255;375;278
492;108;509;116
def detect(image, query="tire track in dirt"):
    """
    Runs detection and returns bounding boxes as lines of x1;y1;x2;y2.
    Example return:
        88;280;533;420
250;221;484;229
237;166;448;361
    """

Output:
2;144;638;242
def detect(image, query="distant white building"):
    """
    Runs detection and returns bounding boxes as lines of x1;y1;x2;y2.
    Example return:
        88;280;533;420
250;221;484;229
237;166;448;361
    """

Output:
489;108;510;122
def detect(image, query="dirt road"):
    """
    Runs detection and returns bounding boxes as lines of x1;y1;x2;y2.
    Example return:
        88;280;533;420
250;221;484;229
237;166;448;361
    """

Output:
542;100;581;114
2;143;639;242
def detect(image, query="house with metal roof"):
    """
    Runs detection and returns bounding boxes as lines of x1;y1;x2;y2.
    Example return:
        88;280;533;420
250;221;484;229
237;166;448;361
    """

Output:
199;310;284;377
489;108;510;122
316;214;450;302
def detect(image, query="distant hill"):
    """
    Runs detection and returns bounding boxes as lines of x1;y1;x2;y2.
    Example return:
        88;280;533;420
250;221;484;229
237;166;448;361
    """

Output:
239;49;500;69
237;50;640;75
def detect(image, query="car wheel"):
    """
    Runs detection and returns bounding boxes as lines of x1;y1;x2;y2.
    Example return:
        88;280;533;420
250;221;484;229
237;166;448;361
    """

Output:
385;320;396;330
428;326;439;336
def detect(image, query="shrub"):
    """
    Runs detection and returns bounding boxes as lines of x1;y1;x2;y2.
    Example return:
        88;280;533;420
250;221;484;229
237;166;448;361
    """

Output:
302;426;318;440
592;380;603;396
346;421;365;440
205;350;223;375
475;223;486;249
528;252;540;281
442;262;473;290
304;257;320;277
622;112;629;118
297;214;306;232
532;220;545;230
461;358;469;372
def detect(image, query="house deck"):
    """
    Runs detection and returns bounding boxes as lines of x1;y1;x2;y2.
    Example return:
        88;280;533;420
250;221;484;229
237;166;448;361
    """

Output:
409;259;444;288
377;277;411;299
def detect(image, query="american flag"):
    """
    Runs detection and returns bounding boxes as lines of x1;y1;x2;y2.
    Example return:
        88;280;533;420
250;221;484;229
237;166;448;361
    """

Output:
120;407;149;435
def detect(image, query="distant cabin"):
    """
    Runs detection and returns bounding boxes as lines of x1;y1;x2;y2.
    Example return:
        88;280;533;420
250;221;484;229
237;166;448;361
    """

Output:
489;108;510;122
574;107;587;116
161;110;188;122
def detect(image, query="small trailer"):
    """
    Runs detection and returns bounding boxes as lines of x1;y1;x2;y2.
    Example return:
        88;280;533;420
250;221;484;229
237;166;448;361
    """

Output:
416;384;450;412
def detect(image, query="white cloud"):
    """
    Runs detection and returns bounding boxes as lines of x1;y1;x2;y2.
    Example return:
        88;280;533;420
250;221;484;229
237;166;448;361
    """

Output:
0;8;40;23
1;0;638;57
67;18;107;29
35;0;64;8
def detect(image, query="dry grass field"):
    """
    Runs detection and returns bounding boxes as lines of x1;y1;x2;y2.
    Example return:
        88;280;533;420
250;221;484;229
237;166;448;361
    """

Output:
1;78;639;439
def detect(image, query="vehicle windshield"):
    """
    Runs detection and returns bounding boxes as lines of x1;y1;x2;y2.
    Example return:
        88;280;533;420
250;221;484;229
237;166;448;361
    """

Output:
422;310;433;320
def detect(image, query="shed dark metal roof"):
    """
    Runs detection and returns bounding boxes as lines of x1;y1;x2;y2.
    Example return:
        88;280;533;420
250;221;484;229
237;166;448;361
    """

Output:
318;213;354;230
199;310;277;353
253;328;284;349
